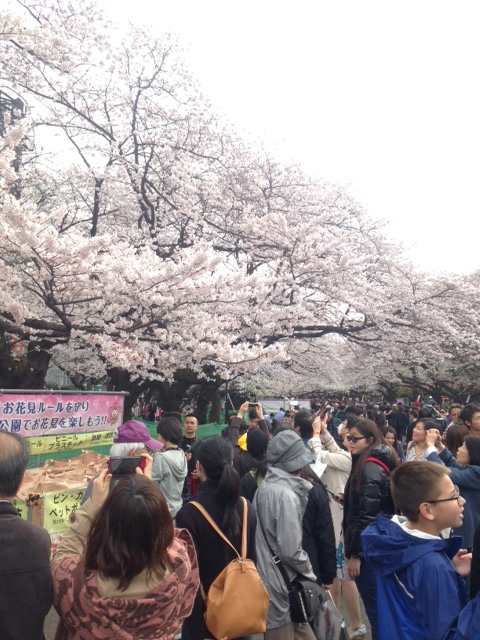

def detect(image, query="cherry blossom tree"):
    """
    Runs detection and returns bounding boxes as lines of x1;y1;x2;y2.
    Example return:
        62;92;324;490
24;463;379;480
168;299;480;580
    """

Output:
1;0;479;407
239;262;480;403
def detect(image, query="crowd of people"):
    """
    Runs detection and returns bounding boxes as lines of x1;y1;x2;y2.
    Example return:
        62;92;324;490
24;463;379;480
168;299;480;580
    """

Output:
132;398;165;422
2;398;480;639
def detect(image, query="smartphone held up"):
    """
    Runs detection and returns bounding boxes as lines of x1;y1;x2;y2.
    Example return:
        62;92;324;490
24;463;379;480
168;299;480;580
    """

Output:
107;456;146;476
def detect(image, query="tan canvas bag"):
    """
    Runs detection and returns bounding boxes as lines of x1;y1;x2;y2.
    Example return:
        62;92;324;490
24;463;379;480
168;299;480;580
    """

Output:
191;498;269;639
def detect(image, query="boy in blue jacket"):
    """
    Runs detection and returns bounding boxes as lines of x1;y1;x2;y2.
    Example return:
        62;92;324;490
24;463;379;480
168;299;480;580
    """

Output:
361;461;480;640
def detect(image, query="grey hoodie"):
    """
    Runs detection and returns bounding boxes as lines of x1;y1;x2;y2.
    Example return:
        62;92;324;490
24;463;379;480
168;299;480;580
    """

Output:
253;466;315;629
152;448;188;516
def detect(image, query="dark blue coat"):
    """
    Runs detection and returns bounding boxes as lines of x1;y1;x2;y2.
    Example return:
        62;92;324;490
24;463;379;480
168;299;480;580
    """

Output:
427;448;480;548
362;515;480;640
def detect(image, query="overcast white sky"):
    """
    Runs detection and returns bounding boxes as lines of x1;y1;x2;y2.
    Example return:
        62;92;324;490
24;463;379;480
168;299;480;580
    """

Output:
107;0;479;275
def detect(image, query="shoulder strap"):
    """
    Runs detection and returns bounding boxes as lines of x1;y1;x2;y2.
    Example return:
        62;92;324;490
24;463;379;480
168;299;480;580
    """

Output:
256;508;294;592
190;498;247;559
240;497;247;559
364;456;390;474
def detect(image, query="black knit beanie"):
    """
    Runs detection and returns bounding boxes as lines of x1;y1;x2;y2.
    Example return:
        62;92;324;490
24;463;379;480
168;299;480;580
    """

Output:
246;428;269;460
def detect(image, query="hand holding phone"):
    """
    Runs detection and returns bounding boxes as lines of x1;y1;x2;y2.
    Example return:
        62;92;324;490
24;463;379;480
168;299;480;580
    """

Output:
91;469;112;508
107;456;146;476
325;488;343;504
238;401;250;418
332;492;344;505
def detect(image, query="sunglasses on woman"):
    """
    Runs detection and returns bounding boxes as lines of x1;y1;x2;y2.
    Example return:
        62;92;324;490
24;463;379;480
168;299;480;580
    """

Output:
346;435;367;444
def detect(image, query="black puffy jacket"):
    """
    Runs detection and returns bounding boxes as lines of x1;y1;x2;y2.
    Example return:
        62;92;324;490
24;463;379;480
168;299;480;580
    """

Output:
343;444;397;558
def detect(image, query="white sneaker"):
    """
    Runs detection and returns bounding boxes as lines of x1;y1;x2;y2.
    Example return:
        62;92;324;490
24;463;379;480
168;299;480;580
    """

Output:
350;625;366;639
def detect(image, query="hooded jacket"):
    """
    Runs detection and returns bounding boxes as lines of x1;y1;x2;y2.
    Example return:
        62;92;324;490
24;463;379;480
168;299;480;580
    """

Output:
343;444;396;558
362;515;480;640
51;499;199;640
253;466;315;629
426;447;480;548
152;448;188;516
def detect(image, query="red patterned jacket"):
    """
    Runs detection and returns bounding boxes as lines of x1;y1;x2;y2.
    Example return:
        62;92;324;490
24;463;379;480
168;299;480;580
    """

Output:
51;500;199;640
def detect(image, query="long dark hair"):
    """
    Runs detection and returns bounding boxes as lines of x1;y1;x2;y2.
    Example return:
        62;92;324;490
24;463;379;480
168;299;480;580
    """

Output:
196;436;241;537
351;419;396;487
85;475;174;590
383;425;399;451
374;411;387;430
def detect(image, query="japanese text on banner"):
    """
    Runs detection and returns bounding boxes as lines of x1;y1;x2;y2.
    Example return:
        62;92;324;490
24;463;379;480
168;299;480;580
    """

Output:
0;394;124;437
26;430;115;454
44;487;86;532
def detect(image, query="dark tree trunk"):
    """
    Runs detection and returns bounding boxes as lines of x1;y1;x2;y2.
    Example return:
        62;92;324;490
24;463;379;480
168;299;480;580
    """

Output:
0;340;53;389
149;369;203;419
377;380;398;403
210;388;222;423
194;383;223;424
23;343;53;388
156;379;191;418
0;339;30;388
194;390;209;425
107;367;151;422
106;367;225;424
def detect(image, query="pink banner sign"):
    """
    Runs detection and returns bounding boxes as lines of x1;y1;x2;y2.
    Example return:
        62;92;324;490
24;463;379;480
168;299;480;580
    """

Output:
0;393;124;437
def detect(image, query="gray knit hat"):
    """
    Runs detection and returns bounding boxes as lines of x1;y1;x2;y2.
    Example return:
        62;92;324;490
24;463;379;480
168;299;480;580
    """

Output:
267;430;313;472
